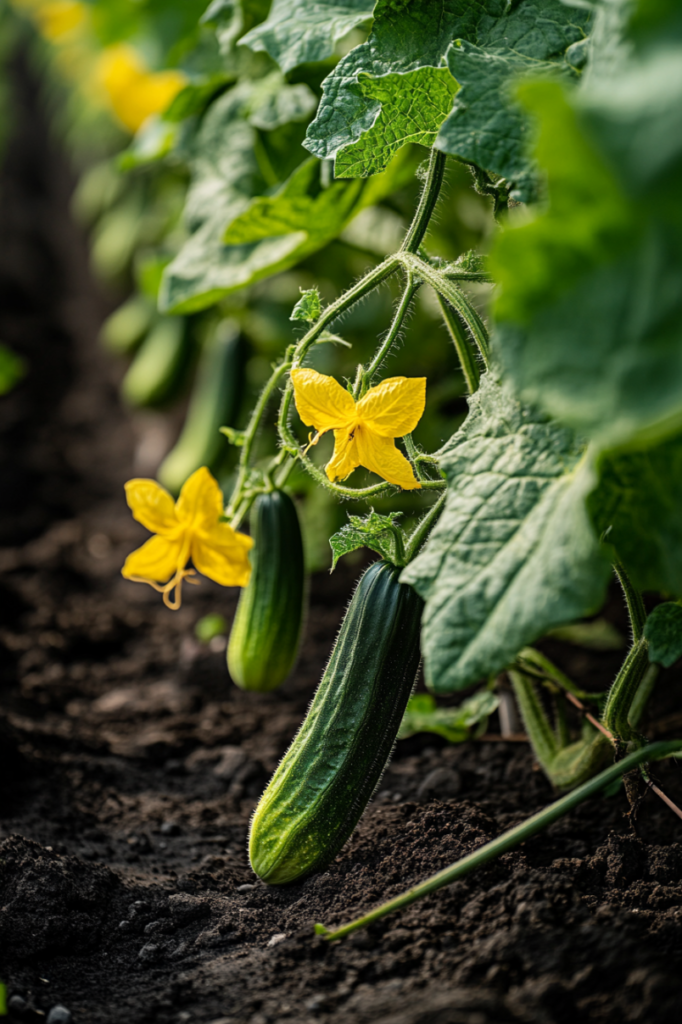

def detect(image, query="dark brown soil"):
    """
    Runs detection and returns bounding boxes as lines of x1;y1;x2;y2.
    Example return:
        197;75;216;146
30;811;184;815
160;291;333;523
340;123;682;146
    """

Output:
2;53;682;1024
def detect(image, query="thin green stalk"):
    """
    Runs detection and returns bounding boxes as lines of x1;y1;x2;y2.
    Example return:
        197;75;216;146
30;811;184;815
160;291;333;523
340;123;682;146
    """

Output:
629;664;659;729
364;276;419;385
400;149;447;254
613;560;647;642
404;490;446;561
397;253;490;366
517;647;604;703
508;669;558;770
402;433;426;483
602;637;650;740
315;740;682;941
436;293;480;393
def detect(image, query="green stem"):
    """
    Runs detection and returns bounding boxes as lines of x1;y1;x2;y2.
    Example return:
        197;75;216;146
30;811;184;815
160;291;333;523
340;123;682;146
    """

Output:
404;490;446;562
613;560;647;642
508;669;558;770
400;149;447;254
396;253;490;366
436;293;480;394
315;740;682;941
402;433;426;483
364;276;419;386
602;637;650;740
517;647;604;703
628;664;659;730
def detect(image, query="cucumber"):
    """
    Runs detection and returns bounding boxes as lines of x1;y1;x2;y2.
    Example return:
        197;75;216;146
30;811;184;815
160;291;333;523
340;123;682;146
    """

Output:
121;316;192;408
249;560;423;885
100;294;154;355
157;321;245;495
228;489;305;693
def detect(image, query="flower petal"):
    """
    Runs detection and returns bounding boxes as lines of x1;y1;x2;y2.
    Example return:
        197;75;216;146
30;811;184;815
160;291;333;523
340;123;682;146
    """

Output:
326;427;361;482
122;534;184;583
124;478;179;535
192;525;254;587
357;377;426;437
291;368;356;434
355;428;421;490
175;466;225;531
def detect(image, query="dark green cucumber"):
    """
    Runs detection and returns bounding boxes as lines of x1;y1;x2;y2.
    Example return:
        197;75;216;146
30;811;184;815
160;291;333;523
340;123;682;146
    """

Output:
157;322;244;495
249;560;423;885
228;490;305;693
121;316;192;408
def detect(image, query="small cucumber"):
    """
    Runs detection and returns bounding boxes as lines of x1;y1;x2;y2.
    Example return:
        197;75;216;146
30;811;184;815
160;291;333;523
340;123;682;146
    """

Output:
121;317;192;408
157;322;245;495
228;490;305;692
100;294;154;355
249;560;423;885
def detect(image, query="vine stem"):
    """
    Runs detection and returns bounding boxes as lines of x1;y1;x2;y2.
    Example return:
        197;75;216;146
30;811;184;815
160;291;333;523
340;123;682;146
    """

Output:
404;490;446;561
400;149;447;254
314;740;682;941
364;275;419;386
436;294;480;394
613;560;647;642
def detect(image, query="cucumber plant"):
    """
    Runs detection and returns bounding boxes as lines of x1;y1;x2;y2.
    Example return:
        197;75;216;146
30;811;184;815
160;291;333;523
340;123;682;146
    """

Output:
23;0;682;911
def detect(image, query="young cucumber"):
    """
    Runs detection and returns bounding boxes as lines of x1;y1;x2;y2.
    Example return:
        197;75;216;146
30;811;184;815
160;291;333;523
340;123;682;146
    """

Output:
157;322;244;495
228;490;305;692
121;316;192;408
249;560;423;885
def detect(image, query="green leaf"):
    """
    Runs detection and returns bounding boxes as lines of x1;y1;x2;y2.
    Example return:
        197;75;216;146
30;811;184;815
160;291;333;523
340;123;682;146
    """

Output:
305;0;590;188
290;287;322;323
240;0;375;74
401;375;611;693
588;432;682;597
329;510;403;570
161;142;416;313
398;690;499;743
246;70;317;131
334;67;458;179
491;25;682;446
0;343;26;395
644;603;682;668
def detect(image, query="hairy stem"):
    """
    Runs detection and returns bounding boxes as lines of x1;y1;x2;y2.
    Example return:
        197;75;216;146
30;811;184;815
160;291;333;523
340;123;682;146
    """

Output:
508;669;558;770
602;637;650;740
405;490;447;562
437;294;480;393
400;149;447;254
315;740;682;941
364;275;419;386
613;560;647;642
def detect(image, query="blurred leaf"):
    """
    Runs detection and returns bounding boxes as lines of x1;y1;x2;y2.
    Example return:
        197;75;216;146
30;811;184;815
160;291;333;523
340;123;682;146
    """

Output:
240;0;375;74
195;612;227;642
644;603;682;667
398;690;499;743
401;375;611;693
329;510;403;569
0;344;26;395
546;618;625;651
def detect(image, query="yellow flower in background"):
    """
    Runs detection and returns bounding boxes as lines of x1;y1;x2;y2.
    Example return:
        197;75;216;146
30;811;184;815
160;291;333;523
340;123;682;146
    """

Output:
291;368;426;490
34;0;85;41
96;44;187;133
122;467;253;609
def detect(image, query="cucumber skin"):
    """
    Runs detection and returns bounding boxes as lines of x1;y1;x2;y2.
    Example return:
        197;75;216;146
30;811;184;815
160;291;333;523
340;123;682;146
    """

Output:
228;490;305;693
157;325;244;495
121;317;192;408
249;560;423;885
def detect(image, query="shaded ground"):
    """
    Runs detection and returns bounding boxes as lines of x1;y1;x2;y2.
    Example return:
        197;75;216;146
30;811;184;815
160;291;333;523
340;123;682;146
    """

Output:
2;52;682;1024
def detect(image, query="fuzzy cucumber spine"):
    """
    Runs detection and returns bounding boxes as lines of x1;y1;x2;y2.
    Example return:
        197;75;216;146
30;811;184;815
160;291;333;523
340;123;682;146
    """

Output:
157;322;244;494
249;560;423;885
227;489;305;693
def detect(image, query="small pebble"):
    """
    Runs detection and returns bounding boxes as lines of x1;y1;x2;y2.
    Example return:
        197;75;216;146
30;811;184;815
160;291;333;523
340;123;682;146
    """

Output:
138;942;160;962
160;821;181;836
47;1006;72;1024
236;883;255;893
417;766;461;801
8;995;27;1012
267;933;286;947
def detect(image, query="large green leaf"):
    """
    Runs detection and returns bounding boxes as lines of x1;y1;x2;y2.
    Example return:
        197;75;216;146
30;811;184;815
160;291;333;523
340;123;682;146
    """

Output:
588;432;682;597
240;0;376;74
491;26;682;445
401;375;611;693
305;0;589;191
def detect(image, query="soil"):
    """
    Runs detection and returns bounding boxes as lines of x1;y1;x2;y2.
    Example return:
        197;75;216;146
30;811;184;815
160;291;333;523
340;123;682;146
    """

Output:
3;53;682;1024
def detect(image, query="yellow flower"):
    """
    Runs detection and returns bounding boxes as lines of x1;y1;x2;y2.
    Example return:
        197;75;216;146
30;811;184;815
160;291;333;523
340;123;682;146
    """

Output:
96;44;187;133
33;1;85;42
121;466;253;609
290;368;426;490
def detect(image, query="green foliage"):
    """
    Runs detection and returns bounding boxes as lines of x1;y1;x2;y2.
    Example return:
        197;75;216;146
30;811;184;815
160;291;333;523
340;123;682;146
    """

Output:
397;690;498;744
304;0;589;196
644;603;682;668
329;511;404;569
240;0;375;74
290;287;322;323
195;613;227;642
0;344;26;395
402;375;611;692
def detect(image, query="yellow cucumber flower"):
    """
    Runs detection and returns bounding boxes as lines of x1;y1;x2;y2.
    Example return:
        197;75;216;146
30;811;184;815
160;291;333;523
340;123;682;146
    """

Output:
96;44;187;133
121;466;253;609
33;1;86;42
290;368;426;490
